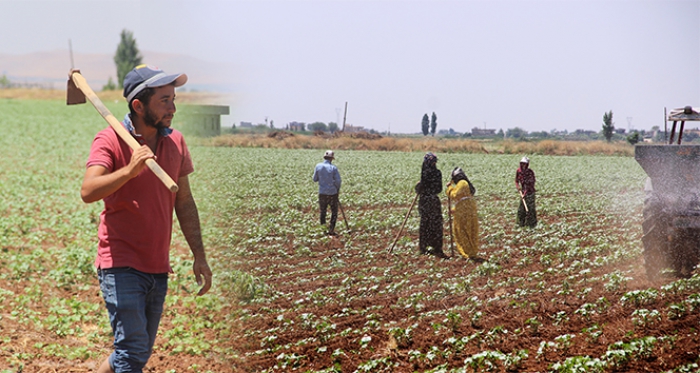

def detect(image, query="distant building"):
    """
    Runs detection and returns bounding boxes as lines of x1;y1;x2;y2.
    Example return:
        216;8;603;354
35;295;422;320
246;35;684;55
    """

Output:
239;121;253;128
471;127;496;136
683;128;700;137
288;121;304;131
343;124;365;133
177;104;230;137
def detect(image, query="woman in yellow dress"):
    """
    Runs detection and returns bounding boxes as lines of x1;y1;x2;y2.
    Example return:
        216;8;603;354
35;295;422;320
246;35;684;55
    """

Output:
446;167;479;259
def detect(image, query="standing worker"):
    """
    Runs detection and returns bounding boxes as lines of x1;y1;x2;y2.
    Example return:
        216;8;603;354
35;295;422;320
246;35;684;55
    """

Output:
313;150;342;236
446;167;479;259
515;156;537;227
415;152;447;258
80;65;213;373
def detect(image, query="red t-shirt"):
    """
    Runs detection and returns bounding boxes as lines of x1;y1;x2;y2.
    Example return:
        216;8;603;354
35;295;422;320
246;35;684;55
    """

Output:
86;127;194;274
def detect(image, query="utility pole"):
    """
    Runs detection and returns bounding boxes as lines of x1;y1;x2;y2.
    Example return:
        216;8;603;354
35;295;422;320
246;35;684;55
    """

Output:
342;102;348;132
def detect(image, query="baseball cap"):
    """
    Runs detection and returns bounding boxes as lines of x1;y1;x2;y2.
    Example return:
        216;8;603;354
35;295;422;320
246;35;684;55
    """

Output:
520;156;530;164
123;64;188;102
324;150;335;159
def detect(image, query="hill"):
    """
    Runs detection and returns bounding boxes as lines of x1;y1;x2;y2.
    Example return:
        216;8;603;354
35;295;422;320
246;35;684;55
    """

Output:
0;50;237;92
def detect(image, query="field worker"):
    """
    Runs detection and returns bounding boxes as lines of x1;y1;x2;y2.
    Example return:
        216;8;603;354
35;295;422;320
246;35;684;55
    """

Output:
80;65;212;373
415;152;447;258
446;167;479;258
515;156;537;227
313;150;342;236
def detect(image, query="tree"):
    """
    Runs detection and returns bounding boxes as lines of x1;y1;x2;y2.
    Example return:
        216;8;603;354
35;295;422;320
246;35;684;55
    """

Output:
328;122;338;133
421;114;429;136
602;110;614;142
0;74;11;88
102;76;117;91
309;122;328;132
627;131;640;145
430;112;437;136
114;29;143;89
506;127;528;139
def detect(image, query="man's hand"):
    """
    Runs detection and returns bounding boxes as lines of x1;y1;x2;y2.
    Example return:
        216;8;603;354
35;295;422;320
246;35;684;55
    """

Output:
127;145;156;178
193;259;213;296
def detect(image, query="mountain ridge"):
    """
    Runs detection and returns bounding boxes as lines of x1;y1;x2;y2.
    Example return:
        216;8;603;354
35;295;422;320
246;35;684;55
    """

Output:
0;50;237;92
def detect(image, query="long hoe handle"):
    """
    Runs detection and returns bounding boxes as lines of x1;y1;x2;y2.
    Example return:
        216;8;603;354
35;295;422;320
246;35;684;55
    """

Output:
339;200;350;231
388;193;419;254
519;192;529;212
447;195;454;257
518;182;528;213
69;70;179;193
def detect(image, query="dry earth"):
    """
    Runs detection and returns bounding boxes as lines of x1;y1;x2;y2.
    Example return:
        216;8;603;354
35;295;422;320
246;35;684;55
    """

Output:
8;204;697;372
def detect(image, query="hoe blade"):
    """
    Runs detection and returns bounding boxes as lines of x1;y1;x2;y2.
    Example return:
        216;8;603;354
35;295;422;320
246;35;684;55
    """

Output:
66;71;86;105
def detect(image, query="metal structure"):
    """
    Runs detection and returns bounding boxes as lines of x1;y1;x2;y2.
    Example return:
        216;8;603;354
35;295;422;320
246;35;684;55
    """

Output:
635;106;700;278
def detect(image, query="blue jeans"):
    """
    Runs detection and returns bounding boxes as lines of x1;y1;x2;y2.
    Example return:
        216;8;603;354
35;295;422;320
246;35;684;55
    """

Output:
98;267;168;373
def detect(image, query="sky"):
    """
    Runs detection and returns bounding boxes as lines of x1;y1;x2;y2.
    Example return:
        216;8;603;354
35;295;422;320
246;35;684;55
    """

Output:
1;0;699;134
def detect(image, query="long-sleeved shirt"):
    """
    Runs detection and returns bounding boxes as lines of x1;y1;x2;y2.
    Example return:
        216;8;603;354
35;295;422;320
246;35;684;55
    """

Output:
515;167;536;196
313;160;341;195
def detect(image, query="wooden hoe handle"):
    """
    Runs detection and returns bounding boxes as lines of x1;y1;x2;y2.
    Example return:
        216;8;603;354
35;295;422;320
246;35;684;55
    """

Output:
70;71;179;193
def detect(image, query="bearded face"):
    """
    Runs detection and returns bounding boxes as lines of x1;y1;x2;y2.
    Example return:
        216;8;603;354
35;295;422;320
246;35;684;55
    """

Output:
138;85;176;130
143;104;169;130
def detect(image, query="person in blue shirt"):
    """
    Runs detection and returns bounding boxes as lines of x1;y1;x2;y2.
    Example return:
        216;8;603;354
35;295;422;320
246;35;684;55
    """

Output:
313;150;342;235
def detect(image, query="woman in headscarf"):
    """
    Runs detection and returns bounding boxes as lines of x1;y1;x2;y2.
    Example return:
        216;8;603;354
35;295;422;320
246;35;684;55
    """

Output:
415;152;447;258
446;167;479;259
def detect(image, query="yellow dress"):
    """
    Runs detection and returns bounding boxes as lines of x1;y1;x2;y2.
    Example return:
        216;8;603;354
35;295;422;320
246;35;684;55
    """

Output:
446;180;479;258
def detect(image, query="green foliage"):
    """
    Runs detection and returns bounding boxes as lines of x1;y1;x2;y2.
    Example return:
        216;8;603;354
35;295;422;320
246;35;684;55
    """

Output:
114;29;143;89
506;127;528;139
328;122;338;133
602;110;614;142
550;355;606;373
627;131;640;145
102;76;117;91
1;99;697;371
308;121;328;132
422;113;429;135
0;74;10;88
431;112;438;136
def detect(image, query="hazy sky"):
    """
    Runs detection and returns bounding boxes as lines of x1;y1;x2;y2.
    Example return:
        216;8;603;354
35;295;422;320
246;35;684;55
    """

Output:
2;0;699;133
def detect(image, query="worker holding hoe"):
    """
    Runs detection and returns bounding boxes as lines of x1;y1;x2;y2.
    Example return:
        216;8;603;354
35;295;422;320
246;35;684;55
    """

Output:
515;156;537;227
415;152;448;258
80;65;212;373
446;167;479;259
313;150;342;236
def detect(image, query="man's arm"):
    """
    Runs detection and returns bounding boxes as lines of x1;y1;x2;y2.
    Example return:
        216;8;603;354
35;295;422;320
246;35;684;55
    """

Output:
174;175;212;296
81;145;154;203
334;168;341;192
312;165;319;182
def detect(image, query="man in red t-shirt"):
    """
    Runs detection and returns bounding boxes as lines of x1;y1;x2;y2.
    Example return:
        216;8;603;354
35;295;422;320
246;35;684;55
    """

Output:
81;65;212;373
515;156;537;228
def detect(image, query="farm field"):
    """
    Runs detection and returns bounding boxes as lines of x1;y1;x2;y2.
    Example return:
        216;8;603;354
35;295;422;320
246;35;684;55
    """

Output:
1;99;699;372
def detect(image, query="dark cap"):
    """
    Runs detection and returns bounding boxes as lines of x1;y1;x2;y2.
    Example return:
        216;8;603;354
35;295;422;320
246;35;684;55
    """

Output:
123;64;188;102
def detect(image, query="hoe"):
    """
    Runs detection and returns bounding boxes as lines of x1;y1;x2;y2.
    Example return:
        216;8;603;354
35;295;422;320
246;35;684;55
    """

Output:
66;69;179;193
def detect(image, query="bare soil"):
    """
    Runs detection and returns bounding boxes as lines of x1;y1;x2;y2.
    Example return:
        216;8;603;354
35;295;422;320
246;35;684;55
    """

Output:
3;203;699;372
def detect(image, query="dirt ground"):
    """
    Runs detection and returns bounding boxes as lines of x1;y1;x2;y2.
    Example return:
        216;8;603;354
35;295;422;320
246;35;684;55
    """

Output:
4;206;700;373
160;208;697;372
